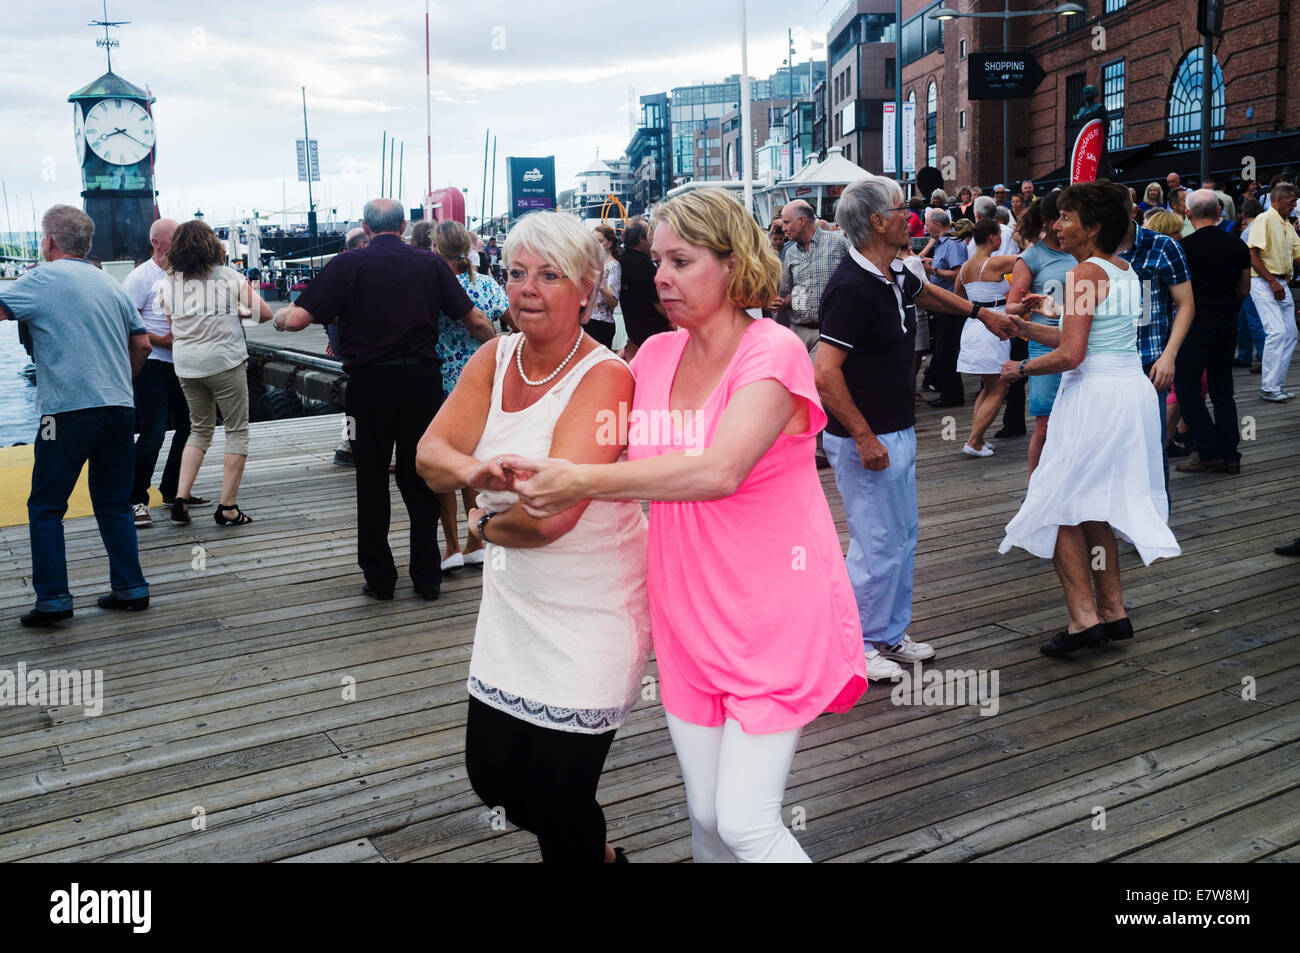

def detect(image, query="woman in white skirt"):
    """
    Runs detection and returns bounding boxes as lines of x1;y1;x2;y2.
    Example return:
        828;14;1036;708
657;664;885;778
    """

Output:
997;180;1180;657
955;219;1020;456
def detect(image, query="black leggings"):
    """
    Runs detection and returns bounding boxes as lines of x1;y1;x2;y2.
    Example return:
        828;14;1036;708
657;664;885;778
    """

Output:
584;319;616;349
465;696;617;863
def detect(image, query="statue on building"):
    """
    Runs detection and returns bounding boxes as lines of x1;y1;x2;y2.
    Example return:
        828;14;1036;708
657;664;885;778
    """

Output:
1073;85;1114;179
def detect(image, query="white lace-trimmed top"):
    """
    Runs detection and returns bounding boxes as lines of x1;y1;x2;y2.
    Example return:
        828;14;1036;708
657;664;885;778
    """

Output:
467;333;653;733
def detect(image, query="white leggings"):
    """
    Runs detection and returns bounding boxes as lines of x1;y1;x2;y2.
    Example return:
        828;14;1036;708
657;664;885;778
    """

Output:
665;713;811;863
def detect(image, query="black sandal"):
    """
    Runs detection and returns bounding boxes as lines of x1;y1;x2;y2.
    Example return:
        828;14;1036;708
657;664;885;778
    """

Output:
214;504;253;526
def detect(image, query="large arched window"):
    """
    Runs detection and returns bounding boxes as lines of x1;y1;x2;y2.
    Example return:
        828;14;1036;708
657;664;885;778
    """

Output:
926;81;938;168
1167;48;1224;150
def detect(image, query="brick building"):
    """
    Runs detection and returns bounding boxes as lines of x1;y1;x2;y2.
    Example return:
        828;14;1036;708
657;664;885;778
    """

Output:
893;0;1300;194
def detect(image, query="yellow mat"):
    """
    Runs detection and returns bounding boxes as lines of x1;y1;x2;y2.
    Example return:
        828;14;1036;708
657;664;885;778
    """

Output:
0;444;163;528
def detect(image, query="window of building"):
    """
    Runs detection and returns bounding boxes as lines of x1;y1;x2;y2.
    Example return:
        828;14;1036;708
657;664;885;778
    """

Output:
901;3;945;66
845;142;851;162
926;81;937;168
885;58;895;89
1064;1;1085;31
1065;72;1087;125
846;65;852;96
959;109;966;129
959;39;966;59
861;13;895;44
1102;59;1124;152
1105;0;1125;12
1168;47;1225;149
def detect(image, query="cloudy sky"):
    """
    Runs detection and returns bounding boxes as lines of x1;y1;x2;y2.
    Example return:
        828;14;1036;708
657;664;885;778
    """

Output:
1;0;838;232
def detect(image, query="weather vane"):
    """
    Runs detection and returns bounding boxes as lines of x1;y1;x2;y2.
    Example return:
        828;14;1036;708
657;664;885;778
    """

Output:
88;0;130;73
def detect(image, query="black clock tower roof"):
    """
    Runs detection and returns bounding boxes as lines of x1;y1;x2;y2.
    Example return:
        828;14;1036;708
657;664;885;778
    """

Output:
68;71;153;103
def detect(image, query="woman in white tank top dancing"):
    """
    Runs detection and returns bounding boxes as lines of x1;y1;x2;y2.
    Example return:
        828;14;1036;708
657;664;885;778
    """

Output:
954;219;1020;457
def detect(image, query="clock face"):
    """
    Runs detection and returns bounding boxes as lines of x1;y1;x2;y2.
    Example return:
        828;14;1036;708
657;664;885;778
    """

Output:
84;98;155;166
73;103;85;158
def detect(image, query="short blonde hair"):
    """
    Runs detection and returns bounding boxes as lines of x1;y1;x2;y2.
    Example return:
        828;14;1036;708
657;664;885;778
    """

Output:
1143;209;1184;237
653;188;780;309
502;212;602;321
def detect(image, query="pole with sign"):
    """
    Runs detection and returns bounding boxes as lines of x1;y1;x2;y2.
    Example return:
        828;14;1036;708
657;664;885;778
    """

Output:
299;87;317;237
882;102;896;174
902;100;916;175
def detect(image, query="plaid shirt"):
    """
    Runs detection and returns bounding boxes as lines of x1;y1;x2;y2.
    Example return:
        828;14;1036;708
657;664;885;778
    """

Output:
1119;224;1191;365
780;227;850;326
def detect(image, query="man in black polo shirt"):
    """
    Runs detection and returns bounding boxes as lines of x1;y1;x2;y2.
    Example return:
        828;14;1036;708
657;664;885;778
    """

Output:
618;223;671;357
1174;188;1252;474
814;175;1017;681
275;199;496;600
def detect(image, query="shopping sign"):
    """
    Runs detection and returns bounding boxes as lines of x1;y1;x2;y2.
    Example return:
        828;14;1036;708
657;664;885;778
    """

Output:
1070;120;1104;184
968;52;1046;100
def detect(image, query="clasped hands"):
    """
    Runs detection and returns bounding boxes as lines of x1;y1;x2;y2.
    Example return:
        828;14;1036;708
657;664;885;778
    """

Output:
461;454;584;520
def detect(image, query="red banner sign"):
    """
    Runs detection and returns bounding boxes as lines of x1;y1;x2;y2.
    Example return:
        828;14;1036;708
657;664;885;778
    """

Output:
1070;120;1104;184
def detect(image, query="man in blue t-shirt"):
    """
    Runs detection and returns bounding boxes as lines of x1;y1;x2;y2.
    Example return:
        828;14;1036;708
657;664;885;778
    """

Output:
0;205;153;627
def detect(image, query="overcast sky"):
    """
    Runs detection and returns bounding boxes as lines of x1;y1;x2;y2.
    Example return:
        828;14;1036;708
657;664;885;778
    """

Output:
1;0;838;232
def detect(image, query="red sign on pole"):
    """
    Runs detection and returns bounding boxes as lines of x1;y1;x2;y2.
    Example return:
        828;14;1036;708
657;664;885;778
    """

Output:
1070;120;1104;184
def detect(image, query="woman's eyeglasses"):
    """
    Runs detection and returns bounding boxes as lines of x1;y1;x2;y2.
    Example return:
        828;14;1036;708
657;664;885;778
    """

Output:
506;267;567;286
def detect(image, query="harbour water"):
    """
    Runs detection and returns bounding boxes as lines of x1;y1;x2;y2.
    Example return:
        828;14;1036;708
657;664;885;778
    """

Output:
0;316;39;445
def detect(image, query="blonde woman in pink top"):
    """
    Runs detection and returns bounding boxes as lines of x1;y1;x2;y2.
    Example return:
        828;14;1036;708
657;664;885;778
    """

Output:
506;189;867;863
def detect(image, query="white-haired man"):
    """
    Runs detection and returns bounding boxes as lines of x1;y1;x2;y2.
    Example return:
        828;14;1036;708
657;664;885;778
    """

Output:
275;199;495;601
814;176;1018;680
966;194;1020;257
772;199;849;358
1246;182;1300;401
0;205;152;626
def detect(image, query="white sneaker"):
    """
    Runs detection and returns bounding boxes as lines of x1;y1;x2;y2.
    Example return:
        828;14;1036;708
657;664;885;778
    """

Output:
1260;390;1289;402
133;503;152;528
878;635;936;662
865;649;904;683
463;549;485;566
440;552;465;570
962;443;994;457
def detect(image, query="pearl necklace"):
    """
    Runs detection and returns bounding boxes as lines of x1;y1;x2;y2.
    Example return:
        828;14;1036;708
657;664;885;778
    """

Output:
516;331;583;387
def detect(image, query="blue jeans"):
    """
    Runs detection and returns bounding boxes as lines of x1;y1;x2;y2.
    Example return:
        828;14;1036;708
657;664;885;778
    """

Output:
28;406;149;611
131;358;189;505
1235;296;1265;363
824;428;917;649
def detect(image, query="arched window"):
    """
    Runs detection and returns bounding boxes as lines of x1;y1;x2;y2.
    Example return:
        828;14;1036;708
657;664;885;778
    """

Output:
1167;48;1224;150
926;81;938;168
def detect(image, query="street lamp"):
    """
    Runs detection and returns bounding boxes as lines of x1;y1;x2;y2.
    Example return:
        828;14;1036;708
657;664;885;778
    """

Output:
932;3;1083;188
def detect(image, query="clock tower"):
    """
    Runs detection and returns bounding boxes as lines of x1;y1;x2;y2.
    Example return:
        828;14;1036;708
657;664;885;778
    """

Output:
69;8;157;262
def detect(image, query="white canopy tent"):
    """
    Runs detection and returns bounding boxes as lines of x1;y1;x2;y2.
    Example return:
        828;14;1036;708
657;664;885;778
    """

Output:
772;147;872;220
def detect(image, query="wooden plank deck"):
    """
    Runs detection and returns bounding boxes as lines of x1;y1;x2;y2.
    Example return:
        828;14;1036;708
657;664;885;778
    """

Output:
0;362;1297;863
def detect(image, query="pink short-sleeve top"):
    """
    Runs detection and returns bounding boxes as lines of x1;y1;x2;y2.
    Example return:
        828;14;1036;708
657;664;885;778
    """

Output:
628;319;867;733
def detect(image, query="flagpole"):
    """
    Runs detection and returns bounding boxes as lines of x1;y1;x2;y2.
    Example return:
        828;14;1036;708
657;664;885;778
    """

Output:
740;0;753;217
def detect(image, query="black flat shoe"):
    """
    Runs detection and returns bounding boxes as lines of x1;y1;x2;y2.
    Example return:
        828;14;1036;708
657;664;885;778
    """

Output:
1040;623;1106;658
169;500;190;524
97;593;150;612
1275;538;1300;557
163;495;211;506
1104;617;1133;641
993;427;1027;439
363;583;394;601
926;397;965;408
20;608;73;627
414;585;441;601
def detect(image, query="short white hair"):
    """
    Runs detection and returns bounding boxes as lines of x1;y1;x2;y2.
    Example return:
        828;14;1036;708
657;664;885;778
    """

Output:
836;175;903;247
973;195;997;221
926;207;951;226
502;212;602;321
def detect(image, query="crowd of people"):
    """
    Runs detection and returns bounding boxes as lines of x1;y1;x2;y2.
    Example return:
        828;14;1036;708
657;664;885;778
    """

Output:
2;166;1298;863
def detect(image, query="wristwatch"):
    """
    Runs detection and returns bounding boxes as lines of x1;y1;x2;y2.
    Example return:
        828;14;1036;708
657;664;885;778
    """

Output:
1019;358;1030;379
969;302;982;321
476;510;497;542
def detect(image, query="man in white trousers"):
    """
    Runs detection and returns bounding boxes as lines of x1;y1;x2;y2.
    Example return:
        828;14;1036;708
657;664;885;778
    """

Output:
1246;182;1300;401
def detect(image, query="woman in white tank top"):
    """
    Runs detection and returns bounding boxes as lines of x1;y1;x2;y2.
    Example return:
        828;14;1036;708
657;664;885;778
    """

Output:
954;220;1021;457
417;212;651;864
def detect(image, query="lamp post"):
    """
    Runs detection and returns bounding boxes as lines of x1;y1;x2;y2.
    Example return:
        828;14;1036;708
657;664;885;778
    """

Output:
932;3;1083;189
